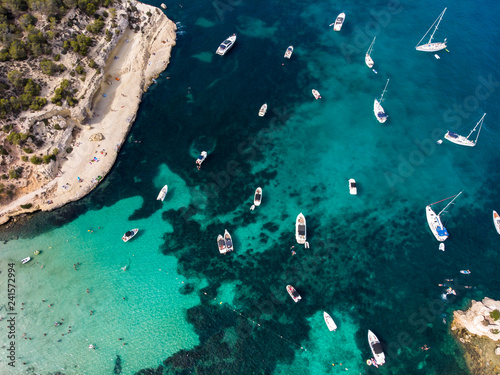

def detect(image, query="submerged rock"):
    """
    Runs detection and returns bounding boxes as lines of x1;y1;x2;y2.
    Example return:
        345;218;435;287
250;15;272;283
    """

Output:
114;354;122;374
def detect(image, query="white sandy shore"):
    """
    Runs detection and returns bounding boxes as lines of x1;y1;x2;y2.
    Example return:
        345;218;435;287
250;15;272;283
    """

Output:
0;3;176;223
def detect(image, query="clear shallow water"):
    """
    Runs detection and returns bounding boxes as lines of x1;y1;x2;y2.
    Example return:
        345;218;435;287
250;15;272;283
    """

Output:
1;0;500;373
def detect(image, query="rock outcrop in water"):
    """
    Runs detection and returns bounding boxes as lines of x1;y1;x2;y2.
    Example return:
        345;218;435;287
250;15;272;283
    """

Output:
452;297;500;374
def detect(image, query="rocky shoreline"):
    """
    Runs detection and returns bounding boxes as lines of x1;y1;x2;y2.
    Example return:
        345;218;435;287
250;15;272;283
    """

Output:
0;0;176;225
452;297;500;374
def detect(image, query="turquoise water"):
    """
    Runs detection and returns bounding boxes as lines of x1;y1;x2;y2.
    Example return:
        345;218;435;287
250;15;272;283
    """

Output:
1;0;500;373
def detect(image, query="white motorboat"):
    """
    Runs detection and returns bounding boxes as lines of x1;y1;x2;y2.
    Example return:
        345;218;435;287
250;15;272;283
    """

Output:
368;330;385;367
296;213;306;244
445;113;486;147
224;229;234;252
122;228;139;242
196;151;207;170
259;104;267;117
216;34;236;56
374;79;389;123
415;8;447;52
365;37;376;69
284;45;293;59
332;12;345;31
349;179;357;195
493;210;500;235
253;187;262;208
156;185;168;201
426;191;462;242
323;311;337;331
286;285;301;303
21;257;31;264
460;270;471;275
312;89;321;99
217;234;227;254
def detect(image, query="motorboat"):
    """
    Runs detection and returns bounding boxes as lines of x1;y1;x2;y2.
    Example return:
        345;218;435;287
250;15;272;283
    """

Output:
374;79;389;123
286;285;301;303
460;270;471;275
216;34;236;56
312;89;321;99
368;330;385;367
332;12;345;31
493;210;500;234
224;229;234;252
295;213;306;244
196;151;207;170
426;192;462;242
259;104;267;117
122;228;138;242
445;113;486;147
217;234;227;254
323;311;337;331
251;187;262;210
349;179;357;195
284;45;293;59
156;185;168;201
21;257;31;264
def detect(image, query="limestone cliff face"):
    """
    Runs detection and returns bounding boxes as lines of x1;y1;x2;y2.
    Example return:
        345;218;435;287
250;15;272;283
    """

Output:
454;298;500;341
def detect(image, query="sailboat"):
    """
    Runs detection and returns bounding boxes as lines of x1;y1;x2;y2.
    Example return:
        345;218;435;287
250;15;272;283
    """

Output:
426;191;463;242
415;8;447;52
445;113;486;147
365;37;376;69
374;79;389;123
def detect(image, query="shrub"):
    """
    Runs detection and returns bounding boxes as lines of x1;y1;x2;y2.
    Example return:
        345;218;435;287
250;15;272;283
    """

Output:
66;147;73;154
1;174;7;180
22;147;33;153
2;124;13;133
0;145;8;155
54;124;61;130
21;156;28;162
52;148;59;155
54;54;60;61
75;65;85;74
42;155;52;164
491;310;500;321
30;155;42;164
88;59;97;69
20;203;32;209
9;168;22;179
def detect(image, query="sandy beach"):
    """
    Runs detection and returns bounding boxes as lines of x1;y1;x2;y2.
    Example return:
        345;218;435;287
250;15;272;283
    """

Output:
0;3;176;224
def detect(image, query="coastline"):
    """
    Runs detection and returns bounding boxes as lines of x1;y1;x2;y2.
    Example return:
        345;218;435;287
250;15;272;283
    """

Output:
0;2;176;225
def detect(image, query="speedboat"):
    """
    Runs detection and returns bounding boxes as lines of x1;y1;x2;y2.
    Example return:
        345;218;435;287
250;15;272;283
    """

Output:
493;210;500;234
368;330;385;367
217;234;227;254
460;270;471;275
323;311;337;331
284;45;293;59
333;12;345;31
286;285;301;303
295;213;306;244
216;34;236;56
122;228;139;242
251;187;262;210
349;179;357;195
224;229;234;252
258;104;267;117
21;257;31;264
312;89;321;99
196;151;207;170
156;185;168;201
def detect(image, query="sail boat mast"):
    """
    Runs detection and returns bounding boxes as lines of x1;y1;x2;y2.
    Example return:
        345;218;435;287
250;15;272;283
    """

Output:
437;191;462;217
428;7;447;44
466;113;486;142
380;79;389;102
415;8;447;52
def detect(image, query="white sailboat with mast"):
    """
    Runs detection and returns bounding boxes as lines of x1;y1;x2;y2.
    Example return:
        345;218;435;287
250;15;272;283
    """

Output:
415;8;447;52
374;79;389;123
445;113;486;147
426;191;462;242
365;37;376;69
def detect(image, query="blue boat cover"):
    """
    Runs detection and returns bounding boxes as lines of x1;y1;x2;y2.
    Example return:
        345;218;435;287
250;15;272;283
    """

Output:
448;132;458;138
378;112;387;118
437;226;448;236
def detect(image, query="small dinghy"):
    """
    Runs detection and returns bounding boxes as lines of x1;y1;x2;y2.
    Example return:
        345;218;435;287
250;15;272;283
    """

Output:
284;45;293;59
323;311;337;331
196;151;207;170
349;179;357;195
258;104;267;117
312;89;321;99
439;243;445;251
157;185;168;201
286;285;302;303
250;187;262;210
217;234;227;254
21;257;31;264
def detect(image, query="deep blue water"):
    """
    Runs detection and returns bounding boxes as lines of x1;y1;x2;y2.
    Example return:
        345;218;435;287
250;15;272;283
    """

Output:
2;0;500;373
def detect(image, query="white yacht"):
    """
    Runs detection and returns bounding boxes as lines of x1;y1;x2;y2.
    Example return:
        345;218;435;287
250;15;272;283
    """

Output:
445;113;486;147
284;46;293;59
332;13;345;31
368;330;385;367
426;192;462;242
196;151;207;170
415;8;447;52
374;79;389;123
349;179;357;195
156;185;168;201
295;213;306;244
216;34;236;56
323;311;337;331
259;104;267;117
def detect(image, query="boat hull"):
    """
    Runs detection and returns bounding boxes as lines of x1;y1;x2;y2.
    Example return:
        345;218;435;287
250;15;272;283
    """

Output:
349;179;357;195
259;104;267;117
217;234;228;254
444;132;475;147
216;34;236;56
416;42;447;52
333;13;345;31
287;285;301;303
493;211;500;235
365;54;374;68
284;46;293;59
374;99;387;123
157;185;168;201
224;230;234;252
122;228;139;242
324;311;337;331
312;90;321;99
296;213;307;244
426;206;448;241
254;187;262;206
368;330;385;366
